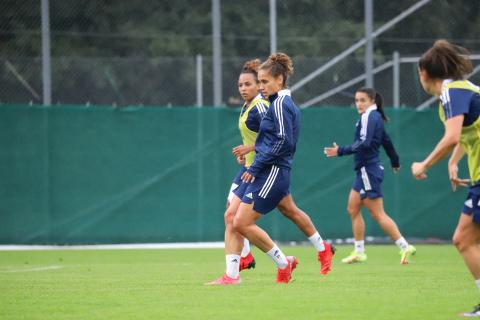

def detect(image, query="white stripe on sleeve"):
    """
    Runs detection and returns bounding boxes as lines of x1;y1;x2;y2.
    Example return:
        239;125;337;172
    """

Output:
272;96;285;154
360;113;368;141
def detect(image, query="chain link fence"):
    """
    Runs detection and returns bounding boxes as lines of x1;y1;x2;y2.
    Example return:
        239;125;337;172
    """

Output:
1;0;479;107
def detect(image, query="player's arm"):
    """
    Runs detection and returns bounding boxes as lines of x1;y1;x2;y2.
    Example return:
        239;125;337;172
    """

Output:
246;137;285;179
236;155;245;165
412;87;470;179
325;114;376;157
232;145;255;157
337;140;362;156
243;106;286;182
448;143;469;191
411;115;463;179
243;148;281;182
324;139;363;158
382;130;400;171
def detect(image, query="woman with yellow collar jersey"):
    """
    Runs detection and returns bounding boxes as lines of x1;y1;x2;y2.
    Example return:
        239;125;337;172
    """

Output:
206;59;267;285
412;40;480;317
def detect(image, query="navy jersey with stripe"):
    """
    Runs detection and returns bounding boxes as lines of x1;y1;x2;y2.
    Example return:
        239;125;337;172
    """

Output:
440;80;480;126
338;105;399;170
241;97;268;133
248;89;300;176
439;79;480;184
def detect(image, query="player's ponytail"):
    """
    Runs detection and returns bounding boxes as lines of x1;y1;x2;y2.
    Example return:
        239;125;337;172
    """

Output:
374;92;388;122
357;87;388;122
260;52;294;88
418;39;473;80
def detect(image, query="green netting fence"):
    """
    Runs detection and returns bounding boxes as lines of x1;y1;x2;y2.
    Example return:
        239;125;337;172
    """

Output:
0;105;466;244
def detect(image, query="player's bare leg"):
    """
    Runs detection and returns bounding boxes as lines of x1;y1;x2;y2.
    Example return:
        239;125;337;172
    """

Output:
234;202;297;283
277;194;334;274
363;197;415;264
453;214;480;316
342;190;368;264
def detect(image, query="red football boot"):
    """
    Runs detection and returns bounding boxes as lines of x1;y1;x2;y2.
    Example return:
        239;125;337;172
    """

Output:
318;242;335;275
239;252;256;271
205;273;241;285
276;256;298;283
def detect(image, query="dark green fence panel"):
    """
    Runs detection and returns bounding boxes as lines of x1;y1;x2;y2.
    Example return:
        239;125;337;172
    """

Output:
0;105;465;244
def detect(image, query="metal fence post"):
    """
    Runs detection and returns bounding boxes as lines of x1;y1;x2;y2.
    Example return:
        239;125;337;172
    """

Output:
365;0;374;87
212;0;222;107
41;0;52;106
196;54;203;107
270;0;277;54
393;51;400;108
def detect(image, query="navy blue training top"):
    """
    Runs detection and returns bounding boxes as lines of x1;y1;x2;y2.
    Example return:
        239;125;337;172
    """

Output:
338;105;400;170
248;89;300;176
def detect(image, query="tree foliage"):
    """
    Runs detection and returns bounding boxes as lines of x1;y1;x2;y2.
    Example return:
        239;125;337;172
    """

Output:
0;0;478;105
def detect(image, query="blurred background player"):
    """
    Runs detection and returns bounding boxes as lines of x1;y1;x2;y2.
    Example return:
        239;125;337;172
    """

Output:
411;40;480;317
233;53;334;284
324;87;416;264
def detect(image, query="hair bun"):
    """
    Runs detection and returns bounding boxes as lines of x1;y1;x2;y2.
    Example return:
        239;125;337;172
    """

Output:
268;53;294;76
242;59;261;73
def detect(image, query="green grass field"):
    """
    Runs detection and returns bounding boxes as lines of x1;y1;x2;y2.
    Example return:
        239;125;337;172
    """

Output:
0;245;477;320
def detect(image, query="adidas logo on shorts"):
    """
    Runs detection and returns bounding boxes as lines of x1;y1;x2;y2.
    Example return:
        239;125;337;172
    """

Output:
246;193;253;199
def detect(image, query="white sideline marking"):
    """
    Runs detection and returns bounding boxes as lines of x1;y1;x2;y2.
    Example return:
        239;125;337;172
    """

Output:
0;265;63;273
0;242;225;251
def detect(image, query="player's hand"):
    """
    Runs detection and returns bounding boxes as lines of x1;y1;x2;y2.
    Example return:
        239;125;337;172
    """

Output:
448;164;469;192
236;155;245;165
324;142;339;157
411;162;427;180
392;166;400;173
233;145;251;157
241;171;255;183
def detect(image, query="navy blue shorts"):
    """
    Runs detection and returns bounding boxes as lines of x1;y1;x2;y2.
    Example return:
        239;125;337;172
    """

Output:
227;167;246;202
462;184;480;224
241;165;290;214
352;164;384;200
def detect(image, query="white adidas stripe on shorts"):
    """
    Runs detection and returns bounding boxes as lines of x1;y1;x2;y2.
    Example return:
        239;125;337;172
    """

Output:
259;165;279;198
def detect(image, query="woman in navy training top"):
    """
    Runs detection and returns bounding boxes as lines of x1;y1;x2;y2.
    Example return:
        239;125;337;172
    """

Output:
233;53;334;284
324;88;416;264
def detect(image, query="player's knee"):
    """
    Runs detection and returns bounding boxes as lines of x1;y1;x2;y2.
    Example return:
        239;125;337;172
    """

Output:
347;205;358;217
279;203;303;221
278;204;294;219
224;208;236;226
452;233;467;252
277;202;287;214
369;212;381;221
232;215;245;233
368;209;386;222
